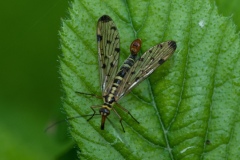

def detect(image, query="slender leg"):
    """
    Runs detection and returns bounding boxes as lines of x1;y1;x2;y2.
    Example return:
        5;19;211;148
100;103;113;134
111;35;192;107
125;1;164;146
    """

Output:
87;105;102;121
75;91;102;122
112;108;125;132
75;91;102;99
115;103;140;124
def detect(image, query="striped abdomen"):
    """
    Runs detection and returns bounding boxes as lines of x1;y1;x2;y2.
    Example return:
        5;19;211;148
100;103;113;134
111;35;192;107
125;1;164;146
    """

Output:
104;39;142;105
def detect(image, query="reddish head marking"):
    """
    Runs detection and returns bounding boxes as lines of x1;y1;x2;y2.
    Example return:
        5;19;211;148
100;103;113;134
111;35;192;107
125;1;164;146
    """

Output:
130;39;142;55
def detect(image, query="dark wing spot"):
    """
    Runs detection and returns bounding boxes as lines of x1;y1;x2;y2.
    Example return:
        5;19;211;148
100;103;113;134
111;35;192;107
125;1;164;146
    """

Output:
115;48;120;53
115;36;119;40
131;71;135;74
99;15;112;23
107;40;111;44
102;64;106;68
158;44;163;48
110;62;114;67
150;57;154;61
135;77;139;81
111;26;117;30
97;35;102;41
139;57;144;61
158;59;165;65
168;41;177;50
149;50;152;53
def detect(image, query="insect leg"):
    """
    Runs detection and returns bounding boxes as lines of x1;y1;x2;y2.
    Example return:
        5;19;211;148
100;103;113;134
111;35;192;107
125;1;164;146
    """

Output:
115;103;140;124
75;91;102;99
112;108;125;132
88;105;102;121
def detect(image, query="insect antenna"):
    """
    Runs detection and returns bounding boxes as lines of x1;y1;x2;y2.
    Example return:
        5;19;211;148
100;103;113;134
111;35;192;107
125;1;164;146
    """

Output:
44;113;101;133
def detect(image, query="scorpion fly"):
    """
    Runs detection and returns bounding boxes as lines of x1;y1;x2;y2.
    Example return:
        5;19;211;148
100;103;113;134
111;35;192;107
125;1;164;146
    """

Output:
76;15;177;132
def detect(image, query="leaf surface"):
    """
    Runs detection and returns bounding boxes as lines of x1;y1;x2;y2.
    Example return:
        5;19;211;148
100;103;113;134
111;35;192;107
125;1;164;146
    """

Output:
60;0;240;159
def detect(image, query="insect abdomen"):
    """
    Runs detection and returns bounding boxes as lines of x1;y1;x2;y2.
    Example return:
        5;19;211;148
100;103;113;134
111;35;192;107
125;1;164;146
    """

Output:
108;53;138;96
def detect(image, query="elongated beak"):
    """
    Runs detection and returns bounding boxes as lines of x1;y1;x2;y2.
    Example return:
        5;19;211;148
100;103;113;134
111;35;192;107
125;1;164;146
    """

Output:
101;115;106;130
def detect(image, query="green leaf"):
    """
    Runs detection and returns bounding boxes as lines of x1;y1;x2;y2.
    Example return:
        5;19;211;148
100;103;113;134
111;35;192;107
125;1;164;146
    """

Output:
212;0;240;31
59;0;240;159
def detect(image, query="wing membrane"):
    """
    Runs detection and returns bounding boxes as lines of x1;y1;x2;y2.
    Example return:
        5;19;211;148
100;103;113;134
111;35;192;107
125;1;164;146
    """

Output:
97;15;120;95
115;41;177;100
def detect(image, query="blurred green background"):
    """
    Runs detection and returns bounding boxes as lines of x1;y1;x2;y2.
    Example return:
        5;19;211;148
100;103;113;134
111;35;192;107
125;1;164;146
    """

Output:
0;0;239;160
0;0;77;159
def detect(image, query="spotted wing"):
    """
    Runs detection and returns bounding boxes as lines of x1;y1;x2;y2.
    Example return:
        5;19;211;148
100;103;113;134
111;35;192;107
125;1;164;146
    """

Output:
115;41;177;101
97;15;120;95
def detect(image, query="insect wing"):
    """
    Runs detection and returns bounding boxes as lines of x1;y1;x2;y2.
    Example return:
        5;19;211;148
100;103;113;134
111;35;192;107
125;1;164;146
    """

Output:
97;15;120;95
115;41;177;100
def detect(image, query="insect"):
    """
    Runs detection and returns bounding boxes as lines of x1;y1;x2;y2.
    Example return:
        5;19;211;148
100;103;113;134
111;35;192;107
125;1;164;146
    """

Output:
76;15;177;132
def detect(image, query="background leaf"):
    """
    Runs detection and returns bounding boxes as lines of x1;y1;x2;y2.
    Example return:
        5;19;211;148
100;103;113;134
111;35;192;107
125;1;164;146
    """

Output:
1;0;239;159
60;0;240;159
0;0;76;159
211;0;240;31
